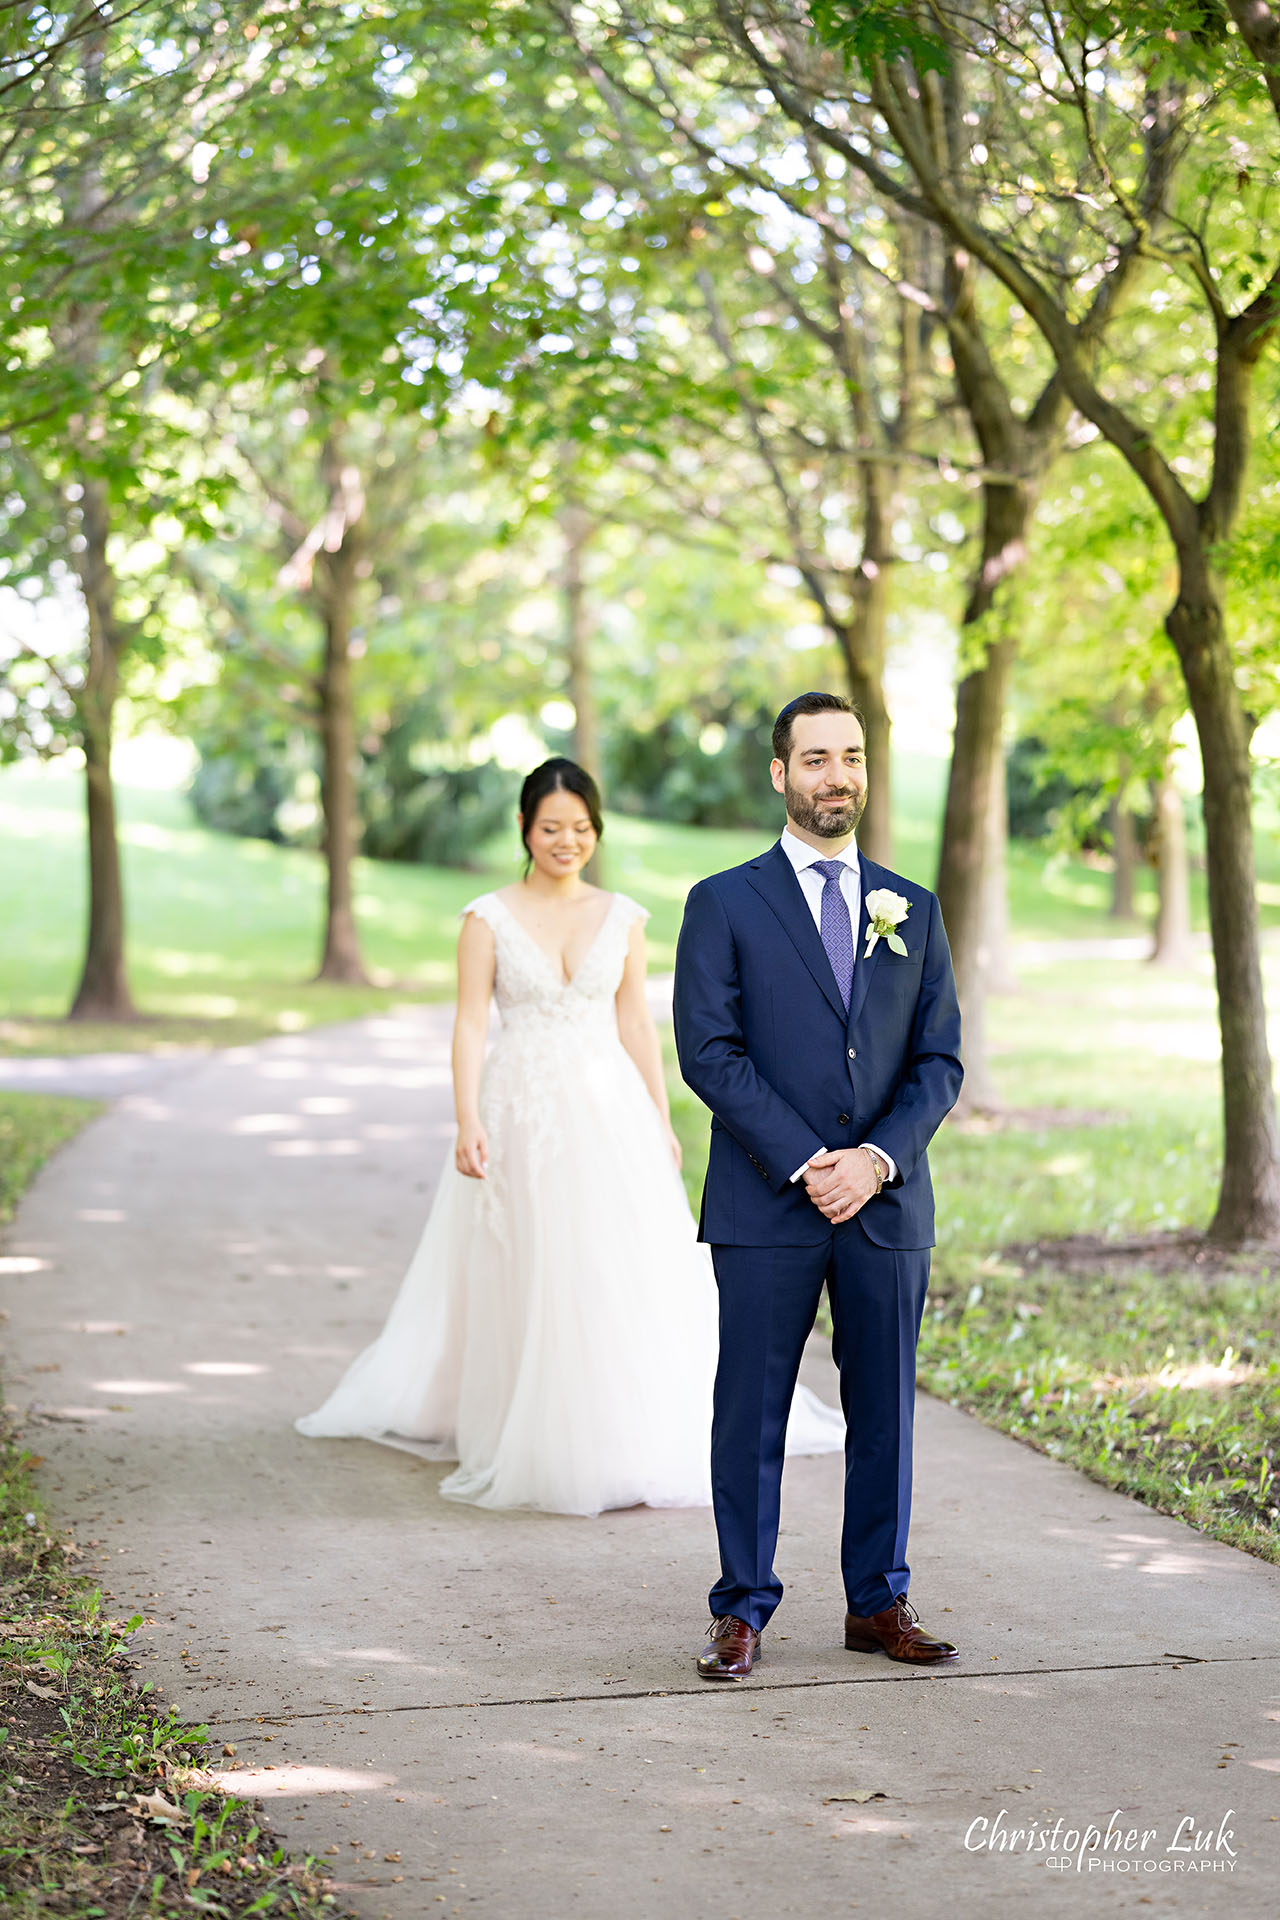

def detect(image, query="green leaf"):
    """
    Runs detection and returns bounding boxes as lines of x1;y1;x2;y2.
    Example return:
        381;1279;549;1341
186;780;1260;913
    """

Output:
808;1;950;76
886;932;908;956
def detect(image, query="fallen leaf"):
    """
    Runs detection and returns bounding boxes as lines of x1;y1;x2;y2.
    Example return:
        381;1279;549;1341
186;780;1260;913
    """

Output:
824;1790;887;1805
134;1791;187;1825
25;1680;59;1700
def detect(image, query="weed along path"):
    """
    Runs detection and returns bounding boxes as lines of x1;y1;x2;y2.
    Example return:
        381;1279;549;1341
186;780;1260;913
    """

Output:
2;1007;1280;1917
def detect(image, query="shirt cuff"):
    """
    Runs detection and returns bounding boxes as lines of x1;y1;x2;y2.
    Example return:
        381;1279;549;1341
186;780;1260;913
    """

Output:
789;1152;824;1184
860;1142;897;1184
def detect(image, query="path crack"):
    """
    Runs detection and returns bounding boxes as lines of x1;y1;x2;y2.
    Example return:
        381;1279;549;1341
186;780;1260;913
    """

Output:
205;1650;1280;1728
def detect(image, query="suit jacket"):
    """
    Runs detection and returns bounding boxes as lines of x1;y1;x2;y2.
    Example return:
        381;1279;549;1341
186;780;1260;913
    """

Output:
672;841;963;1250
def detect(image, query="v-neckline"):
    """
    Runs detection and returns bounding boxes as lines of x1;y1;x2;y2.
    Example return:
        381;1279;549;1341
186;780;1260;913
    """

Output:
494;891;617;989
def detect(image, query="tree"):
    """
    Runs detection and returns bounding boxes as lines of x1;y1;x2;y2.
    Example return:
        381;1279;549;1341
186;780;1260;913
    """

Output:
2;2;608;1011
524;10;990;860
723;0;1280;1240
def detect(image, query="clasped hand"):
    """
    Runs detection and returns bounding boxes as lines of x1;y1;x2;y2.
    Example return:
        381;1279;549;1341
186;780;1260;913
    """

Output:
803;1146;879;1223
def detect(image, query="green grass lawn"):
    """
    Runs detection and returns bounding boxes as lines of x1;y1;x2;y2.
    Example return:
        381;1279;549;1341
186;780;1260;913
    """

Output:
3;750;1280;1570
667;935;1280;1565
0;1093;102;1225
5;748;1273;1052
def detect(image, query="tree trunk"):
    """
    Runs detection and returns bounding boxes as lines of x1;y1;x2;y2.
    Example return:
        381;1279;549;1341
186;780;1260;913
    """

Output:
1150;756;1193;967
559;499;604;885
561;503;600;780
67;475;137;1022
835;565;891;866
314;439;370;986
1110;790;1140;920
1166;565;1280;1243
935;627;1015;1110
984;746;1018;995
935;475;1031;1108
933;214;1068;1100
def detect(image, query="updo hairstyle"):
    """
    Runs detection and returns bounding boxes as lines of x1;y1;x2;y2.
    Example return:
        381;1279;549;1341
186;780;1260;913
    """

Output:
518;758;604;873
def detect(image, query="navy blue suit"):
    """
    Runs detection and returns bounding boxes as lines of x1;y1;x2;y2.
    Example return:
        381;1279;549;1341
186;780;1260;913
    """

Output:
673;840;962;1627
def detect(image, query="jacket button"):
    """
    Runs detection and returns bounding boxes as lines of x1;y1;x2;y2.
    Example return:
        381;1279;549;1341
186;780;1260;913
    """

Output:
847;1047;857;1059
838;1113;850;1126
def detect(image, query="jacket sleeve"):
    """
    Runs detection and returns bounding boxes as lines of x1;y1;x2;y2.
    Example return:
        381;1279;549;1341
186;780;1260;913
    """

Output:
863;890;963;1183
673;879;826;1191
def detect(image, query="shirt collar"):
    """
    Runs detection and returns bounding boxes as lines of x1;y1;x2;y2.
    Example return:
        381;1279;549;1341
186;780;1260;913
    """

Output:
779;825;860;876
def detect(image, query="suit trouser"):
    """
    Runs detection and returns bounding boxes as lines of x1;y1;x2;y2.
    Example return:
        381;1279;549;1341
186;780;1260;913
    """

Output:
707;1221;929;1631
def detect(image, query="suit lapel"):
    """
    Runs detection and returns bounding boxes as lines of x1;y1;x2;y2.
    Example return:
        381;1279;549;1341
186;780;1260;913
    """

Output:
745;843;847;1023
846;853;887;1031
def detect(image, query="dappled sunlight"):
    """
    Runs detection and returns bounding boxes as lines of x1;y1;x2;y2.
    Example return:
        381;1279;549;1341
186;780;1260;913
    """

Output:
298;1096;354;1115
0;1255;49;1274
1039;1153;1088;1177
1041;1525;1227;1580
1105;1020;1223;1062
232;1113;303;1134
92;1377;187;1396
183;1361;269;1377
1246;1758;1280;1772
327;1647;416;1665
219;1766;397;1797
827;1814;910;1837
1100;1546;1222;1578
148;948;238;978
1092;1357;1261;1396
268;1138;363;1157
76;1208;126;1223
33;1404;114;1421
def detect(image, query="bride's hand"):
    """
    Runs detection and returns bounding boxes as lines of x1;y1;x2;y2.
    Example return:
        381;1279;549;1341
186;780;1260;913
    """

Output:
667;1124;683;1171
456;1123;489;1179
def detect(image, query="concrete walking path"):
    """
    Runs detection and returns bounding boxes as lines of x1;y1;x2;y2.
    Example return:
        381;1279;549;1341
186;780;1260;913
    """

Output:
2;1006;1278;1917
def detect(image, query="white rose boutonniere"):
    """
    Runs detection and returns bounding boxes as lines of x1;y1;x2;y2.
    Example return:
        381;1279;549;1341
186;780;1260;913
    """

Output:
863;888;910;958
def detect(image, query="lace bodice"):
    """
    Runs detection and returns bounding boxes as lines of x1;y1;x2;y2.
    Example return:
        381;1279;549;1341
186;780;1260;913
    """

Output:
461;890;649;1028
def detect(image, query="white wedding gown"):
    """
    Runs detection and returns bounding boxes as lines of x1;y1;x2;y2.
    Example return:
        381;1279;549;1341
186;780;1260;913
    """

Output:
296;890;845;1514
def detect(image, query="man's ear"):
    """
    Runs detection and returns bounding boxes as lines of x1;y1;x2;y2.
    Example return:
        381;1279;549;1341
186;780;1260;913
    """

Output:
769;757;786;796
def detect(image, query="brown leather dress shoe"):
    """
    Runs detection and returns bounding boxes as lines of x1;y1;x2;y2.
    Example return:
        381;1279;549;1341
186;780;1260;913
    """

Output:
844;1595;959;1664
697;1615;762;1680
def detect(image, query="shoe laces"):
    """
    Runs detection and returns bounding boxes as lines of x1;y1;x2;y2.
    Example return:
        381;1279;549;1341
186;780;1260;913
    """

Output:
893;1595;920;1625
707;1615;750;1639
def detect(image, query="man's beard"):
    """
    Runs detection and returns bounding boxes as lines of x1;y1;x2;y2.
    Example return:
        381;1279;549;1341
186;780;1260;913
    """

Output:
784;776;866;839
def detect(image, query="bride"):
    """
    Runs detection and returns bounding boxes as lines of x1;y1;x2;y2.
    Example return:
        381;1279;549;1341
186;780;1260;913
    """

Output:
296;756;843;1513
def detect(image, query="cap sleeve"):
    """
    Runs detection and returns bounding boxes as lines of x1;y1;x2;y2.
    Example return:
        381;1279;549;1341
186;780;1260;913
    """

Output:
613;892;650;931
459;893;501;931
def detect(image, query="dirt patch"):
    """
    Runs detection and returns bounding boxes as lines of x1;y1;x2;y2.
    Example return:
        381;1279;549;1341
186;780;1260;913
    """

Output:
1008;1227;1280;1282
947;1105;1122;1134
0;1671;341;1918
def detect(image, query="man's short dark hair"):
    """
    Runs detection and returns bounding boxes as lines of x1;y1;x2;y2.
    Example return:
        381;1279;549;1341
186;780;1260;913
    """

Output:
771;691;866;766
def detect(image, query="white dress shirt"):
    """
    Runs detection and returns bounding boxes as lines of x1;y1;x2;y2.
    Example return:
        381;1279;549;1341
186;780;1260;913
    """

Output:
777;827;898;1188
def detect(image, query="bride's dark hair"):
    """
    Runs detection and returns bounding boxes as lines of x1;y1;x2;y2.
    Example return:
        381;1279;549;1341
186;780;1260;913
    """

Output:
519;758;604;872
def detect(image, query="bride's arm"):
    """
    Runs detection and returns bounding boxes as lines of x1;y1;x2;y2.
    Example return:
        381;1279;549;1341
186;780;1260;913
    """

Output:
453;911;496;1178
615;920;682;1168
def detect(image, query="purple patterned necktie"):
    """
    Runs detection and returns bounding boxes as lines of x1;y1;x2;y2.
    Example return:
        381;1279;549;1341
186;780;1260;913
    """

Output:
812;858;854;1011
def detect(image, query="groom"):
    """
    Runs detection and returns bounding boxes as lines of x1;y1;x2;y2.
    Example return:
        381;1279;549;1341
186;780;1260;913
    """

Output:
673;691;964;1679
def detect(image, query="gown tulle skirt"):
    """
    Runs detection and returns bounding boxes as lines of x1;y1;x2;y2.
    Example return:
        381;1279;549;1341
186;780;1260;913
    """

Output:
295;891;844;1515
